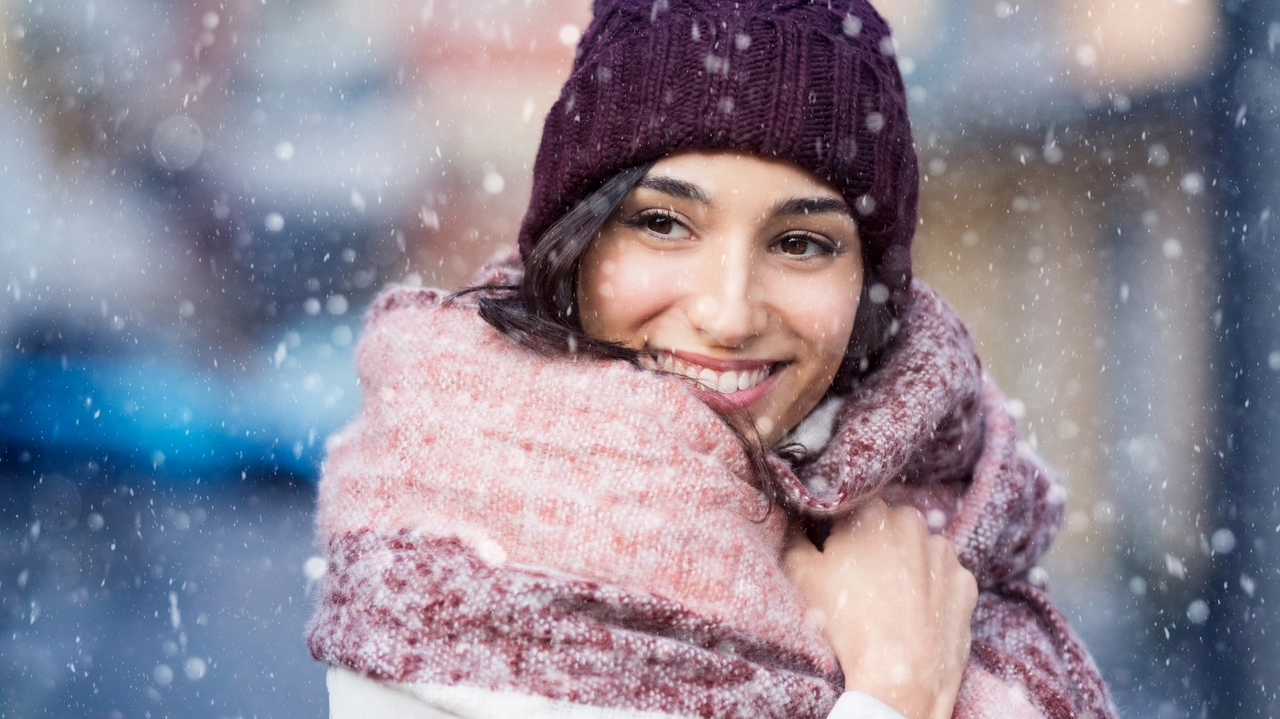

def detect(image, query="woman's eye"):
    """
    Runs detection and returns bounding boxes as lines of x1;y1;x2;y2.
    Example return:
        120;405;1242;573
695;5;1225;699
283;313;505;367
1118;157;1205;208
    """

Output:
619;211;689;239
777;236;829;257
645;215;676;235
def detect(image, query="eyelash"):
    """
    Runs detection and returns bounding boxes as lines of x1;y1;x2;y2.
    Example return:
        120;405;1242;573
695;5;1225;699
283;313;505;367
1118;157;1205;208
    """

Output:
623;210;841;259
775;234;840;258
622;209;685;235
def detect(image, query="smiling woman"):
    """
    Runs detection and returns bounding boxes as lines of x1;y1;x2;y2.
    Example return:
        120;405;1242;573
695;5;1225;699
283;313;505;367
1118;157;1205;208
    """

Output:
306;1;1119;718
578;153;863;445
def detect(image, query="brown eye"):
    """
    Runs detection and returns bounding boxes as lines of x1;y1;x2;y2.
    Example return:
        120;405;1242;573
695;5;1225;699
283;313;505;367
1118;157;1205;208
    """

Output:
775;235;836;258
645;215;675;234
778;236;813;255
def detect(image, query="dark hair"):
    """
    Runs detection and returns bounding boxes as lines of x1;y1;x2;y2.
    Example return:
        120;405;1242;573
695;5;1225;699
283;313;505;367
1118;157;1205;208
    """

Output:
469;164;897;503
474;164;652;361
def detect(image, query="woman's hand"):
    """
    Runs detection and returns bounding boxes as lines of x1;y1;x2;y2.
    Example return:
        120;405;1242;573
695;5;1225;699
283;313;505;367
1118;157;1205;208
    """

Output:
783;498;978;719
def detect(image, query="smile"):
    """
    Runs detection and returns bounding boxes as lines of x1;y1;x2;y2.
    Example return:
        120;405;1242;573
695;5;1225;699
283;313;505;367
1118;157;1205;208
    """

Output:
646;350;779;395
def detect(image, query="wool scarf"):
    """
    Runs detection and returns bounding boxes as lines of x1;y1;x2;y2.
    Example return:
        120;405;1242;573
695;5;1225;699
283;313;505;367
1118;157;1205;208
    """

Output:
307;258;1118;719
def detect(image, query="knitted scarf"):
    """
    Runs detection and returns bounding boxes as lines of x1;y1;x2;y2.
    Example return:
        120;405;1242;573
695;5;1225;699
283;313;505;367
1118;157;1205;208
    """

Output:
307;260;1118;719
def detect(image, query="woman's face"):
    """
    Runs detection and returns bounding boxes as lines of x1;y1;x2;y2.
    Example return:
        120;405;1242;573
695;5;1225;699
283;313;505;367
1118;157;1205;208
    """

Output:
578;151;863;445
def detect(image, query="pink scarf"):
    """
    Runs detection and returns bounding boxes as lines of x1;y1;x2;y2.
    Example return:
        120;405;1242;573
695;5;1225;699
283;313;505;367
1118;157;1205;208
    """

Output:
308;260;1117;719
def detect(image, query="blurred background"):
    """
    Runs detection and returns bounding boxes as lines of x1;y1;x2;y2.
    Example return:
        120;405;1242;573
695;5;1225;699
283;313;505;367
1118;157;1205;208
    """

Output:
1;0;1277;716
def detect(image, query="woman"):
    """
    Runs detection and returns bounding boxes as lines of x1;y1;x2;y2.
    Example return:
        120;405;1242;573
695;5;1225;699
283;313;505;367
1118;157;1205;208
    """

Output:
308;1;1118;718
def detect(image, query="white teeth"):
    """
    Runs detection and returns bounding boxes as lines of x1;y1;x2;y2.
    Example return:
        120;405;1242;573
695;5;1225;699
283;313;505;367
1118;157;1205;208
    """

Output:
697;368;717;390
720;370;739;394
650;352;772;394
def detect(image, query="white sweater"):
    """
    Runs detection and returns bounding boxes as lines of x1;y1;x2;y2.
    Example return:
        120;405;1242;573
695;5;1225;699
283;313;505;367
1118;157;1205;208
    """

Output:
327;665;906;719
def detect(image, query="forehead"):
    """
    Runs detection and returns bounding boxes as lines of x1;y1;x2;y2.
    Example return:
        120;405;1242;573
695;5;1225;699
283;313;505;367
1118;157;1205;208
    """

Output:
642;151;845;201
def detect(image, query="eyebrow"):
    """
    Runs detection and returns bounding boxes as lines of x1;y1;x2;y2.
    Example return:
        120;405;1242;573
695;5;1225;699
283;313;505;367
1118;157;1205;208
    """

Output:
635;174;850;218
636;175;711;203
771;196;852;218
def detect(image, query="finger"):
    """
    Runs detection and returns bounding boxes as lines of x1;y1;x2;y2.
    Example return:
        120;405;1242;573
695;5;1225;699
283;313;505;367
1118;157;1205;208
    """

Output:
889;503;929;534
781;535;821;580
935;540;975;597
851;496;890;527
927;533;956;560
827;498;889;545
959;568;979;612
782;536;820;565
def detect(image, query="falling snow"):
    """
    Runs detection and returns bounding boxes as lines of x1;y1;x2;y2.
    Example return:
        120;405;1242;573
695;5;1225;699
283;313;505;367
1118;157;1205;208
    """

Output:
0;0;1273;716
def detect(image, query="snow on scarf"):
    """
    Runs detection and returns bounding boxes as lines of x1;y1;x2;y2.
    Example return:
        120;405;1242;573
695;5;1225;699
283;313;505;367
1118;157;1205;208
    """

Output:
307;259;1117;719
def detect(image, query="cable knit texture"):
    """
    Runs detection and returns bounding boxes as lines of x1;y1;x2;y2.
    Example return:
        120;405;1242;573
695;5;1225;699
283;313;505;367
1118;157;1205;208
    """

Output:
520;0;918;310
307;259;1117;719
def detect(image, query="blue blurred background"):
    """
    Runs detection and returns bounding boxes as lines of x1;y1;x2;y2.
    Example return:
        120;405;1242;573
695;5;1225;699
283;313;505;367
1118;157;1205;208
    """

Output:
2;0;1279;716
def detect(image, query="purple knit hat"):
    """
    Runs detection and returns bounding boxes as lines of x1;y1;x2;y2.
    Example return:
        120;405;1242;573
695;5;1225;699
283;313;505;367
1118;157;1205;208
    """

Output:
518;0;918;304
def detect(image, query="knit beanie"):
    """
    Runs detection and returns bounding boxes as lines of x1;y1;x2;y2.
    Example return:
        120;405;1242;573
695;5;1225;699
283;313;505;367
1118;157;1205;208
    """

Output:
518;0;918;307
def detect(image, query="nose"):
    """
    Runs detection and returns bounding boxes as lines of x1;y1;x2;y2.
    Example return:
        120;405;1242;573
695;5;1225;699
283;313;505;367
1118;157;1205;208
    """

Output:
687;246;765;348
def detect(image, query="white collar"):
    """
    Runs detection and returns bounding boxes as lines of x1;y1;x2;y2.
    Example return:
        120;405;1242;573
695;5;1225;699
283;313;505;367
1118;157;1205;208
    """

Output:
780;396;846;455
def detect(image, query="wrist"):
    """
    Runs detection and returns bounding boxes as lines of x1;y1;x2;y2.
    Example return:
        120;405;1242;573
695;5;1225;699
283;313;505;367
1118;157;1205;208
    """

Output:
840;654;936;719
830;691;908;719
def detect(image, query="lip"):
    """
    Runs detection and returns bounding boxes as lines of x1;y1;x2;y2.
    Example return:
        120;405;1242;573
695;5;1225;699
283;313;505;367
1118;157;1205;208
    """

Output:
691;367;784;410
646;348;787;410
664;349;779;372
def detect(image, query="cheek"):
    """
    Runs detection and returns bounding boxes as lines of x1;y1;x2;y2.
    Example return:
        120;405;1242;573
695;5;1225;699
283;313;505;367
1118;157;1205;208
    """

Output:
783;282;861;361
579;244;684;342
819;305;859;352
